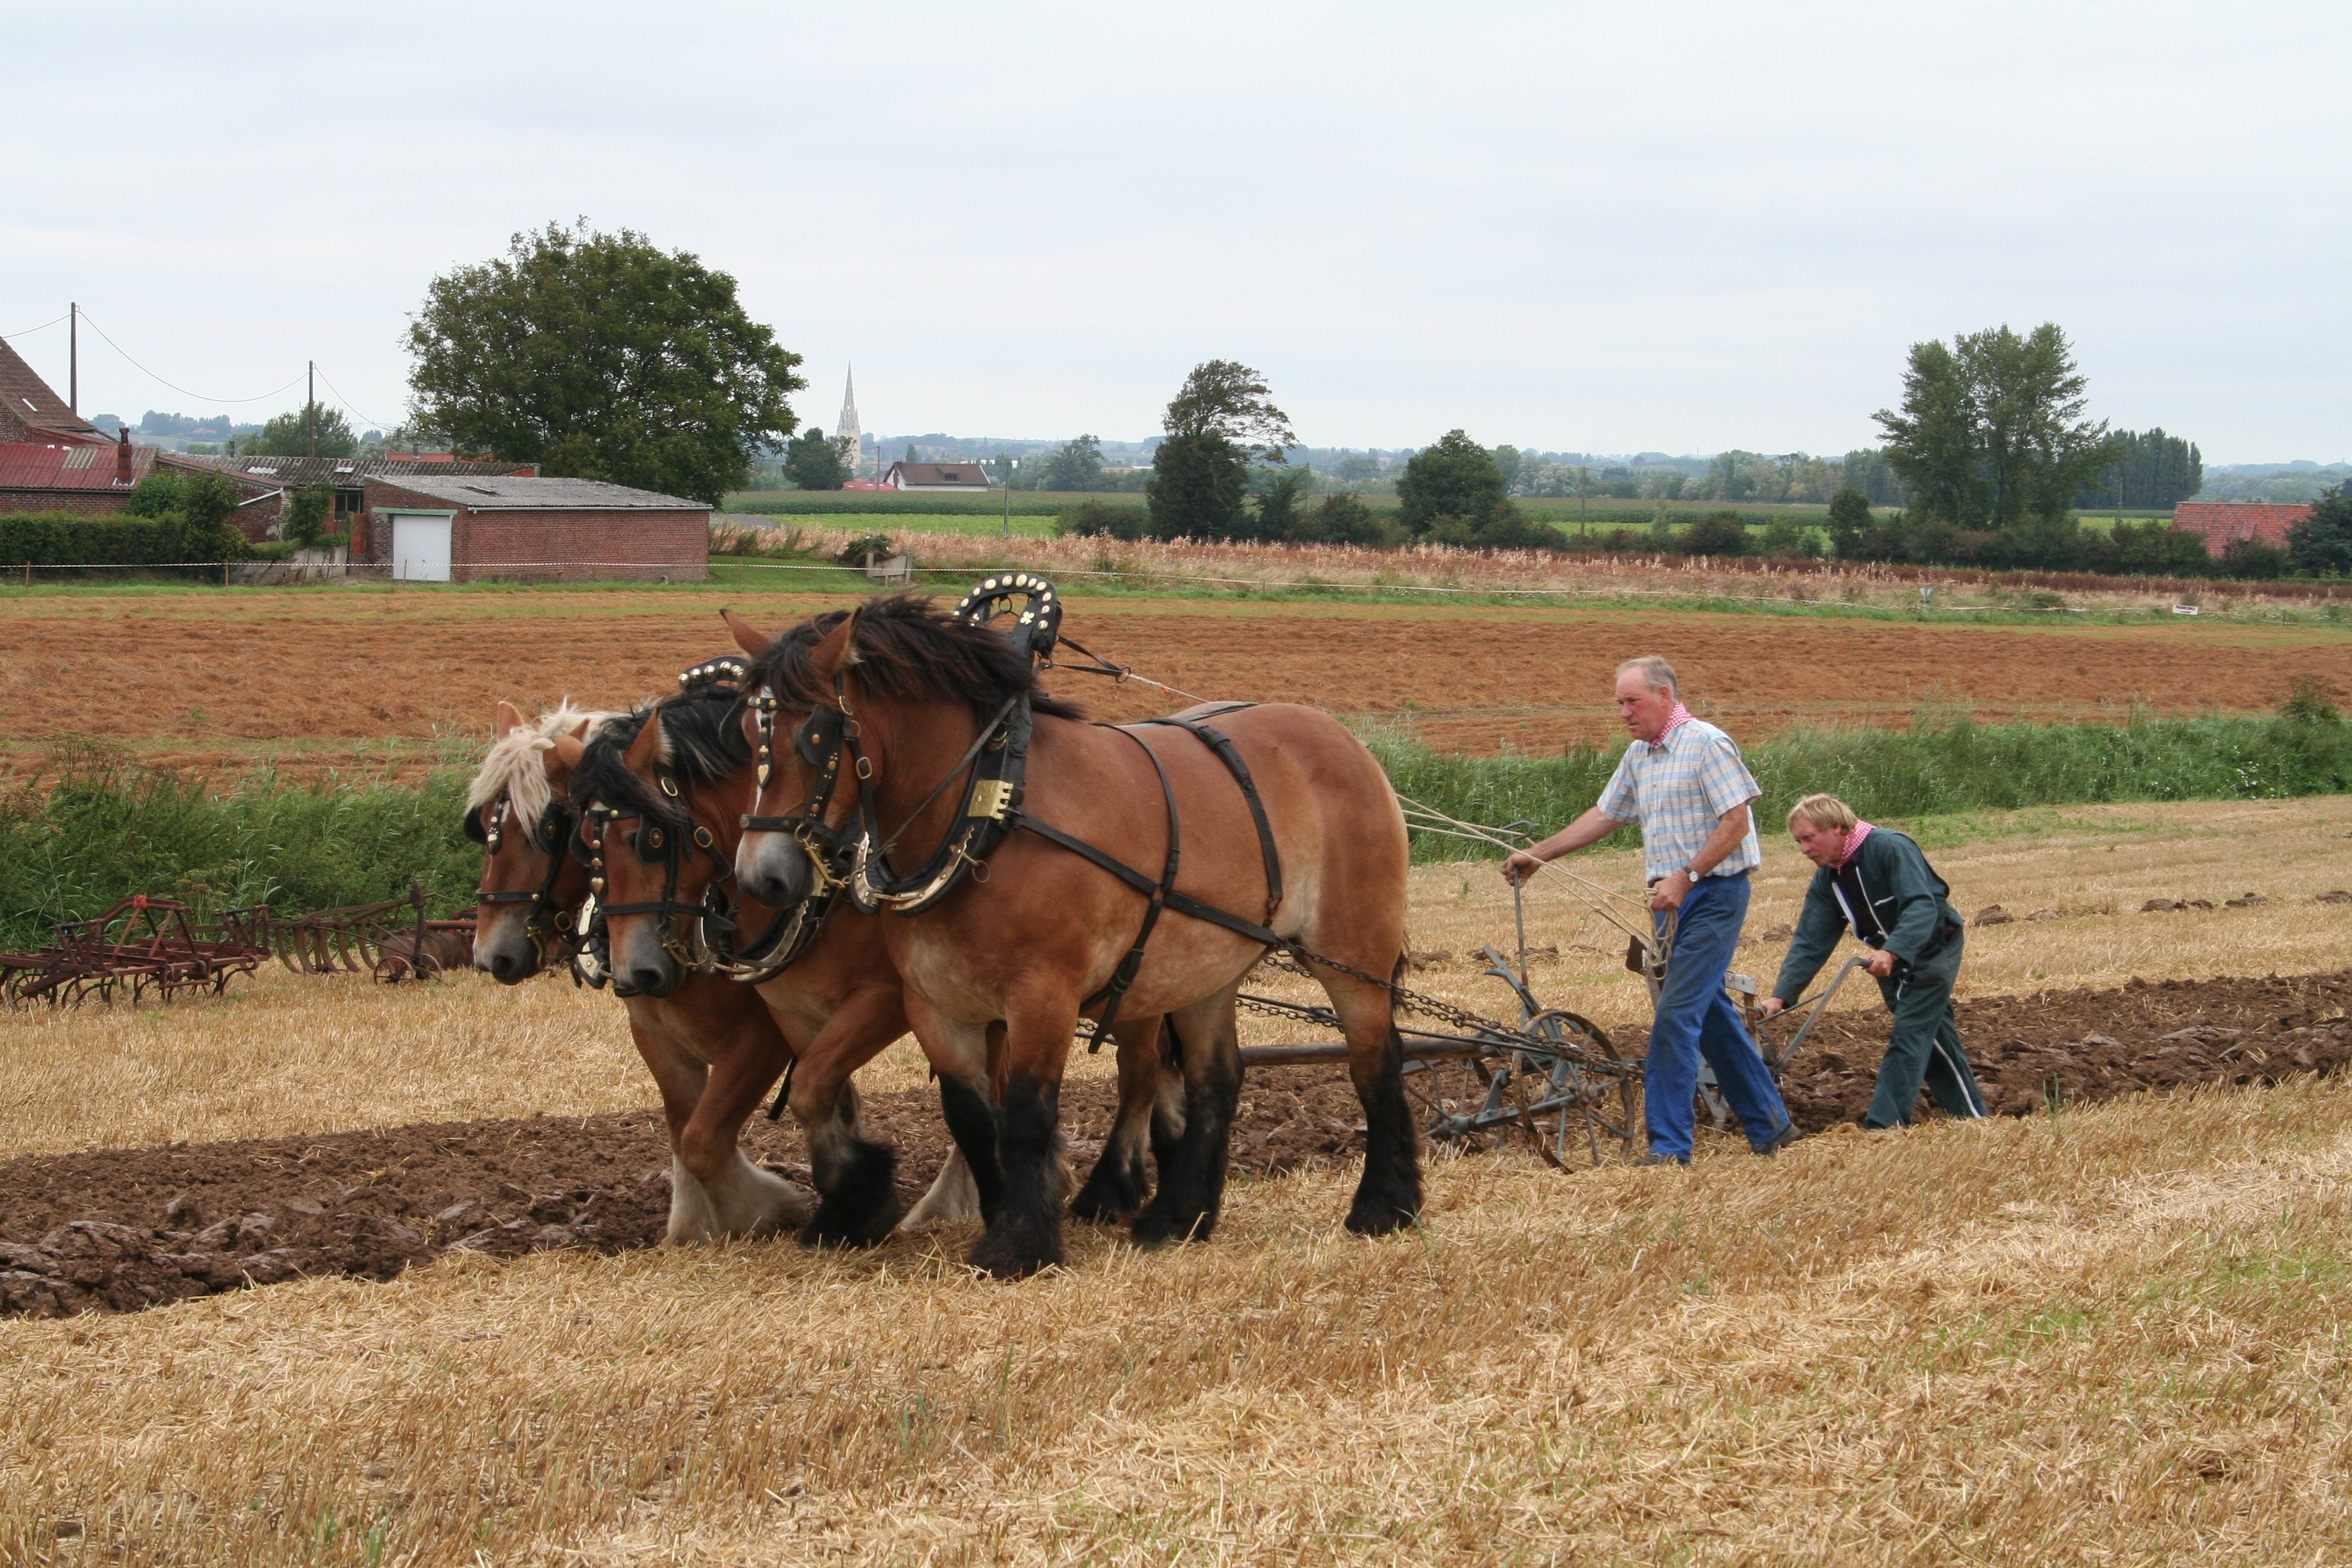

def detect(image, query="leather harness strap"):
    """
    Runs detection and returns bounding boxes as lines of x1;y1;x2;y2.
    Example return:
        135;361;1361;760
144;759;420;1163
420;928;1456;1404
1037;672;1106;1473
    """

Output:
1009;704;1288;1050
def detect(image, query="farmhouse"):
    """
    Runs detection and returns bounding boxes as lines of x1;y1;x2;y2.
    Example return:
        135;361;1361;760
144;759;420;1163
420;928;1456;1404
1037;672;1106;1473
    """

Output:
178;453;538;542
884;461;991;493
359;474;710;583
2171;501;2313;558
0;431;155;513
0;336;106;447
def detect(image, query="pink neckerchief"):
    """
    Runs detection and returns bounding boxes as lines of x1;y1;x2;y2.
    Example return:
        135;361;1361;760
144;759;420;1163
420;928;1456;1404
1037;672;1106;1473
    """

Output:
1651;702;1695;747
1834;820;1874;868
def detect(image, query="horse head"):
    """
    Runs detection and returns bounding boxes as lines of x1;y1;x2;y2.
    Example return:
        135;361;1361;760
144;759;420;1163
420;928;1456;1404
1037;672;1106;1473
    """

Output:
468;701;598;983
572;666;755;998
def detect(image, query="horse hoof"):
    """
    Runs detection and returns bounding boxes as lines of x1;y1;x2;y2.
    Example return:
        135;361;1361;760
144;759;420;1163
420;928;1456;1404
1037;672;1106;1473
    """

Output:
798;1211;890;1250
1343;1200;1418;1237
1129;1205;1214;1249
1069;1172;1144;1224
966;1230;1061;1280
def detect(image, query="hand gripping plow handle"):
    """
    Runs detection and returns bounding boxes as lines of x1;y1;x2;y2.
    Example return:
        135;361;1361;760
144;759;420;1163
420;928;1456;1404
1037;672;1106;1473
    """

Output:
1761;953;1869;1075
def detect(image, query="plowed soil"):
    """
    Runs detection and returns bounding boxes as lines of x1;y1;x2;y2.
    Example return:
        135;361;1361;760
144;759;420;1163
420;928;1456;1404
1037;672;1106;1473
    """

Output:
7;969;2347;1318
4;593;2347;762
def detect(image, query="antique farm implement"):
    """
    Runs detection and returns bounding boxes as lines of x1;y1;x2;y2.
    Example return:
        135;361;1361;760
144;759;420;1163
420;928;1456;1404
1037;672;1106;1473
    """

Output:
263;883;472;979
0;896;267;1007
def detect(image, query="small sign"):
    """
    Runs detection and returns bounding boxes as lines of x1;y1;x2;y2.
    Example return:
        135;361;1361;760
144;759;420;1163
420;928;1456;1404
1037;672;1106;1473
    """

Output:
2172;604;2200;616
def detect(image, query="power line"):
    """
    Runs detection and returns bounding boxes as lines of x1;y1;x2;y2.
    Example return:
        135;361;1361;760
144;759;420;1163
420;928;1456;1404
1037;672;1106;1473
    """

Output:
0;312;71;341
310;363;400;434
72;309;308;406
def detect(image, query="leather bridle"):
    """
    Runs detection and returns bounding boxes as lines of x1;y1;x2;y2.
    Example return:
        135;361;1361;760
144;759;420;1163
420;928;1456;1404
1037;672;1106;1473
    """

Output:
575;775;739;994
468;796;580;975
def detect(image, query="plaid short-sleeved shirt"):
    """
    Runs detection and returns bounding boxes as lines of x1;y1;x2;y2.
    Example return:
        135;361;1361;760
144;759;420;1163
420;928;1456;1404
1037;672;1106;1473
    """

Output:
1595;717;1763;881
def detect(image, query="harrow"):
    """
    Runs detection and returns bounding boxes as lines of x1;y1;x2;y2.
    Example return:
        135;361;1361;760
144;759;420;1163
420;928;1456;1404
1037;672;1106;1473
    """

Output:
0;897;268;1007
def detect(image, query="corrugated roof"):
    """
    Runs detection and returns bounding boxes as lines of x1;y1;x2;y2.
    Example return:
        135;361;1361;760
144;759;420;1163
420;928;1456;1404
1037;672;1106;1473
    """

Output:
0;440;155;490
363;474;709;510
0;338;102;442
175;455;536;487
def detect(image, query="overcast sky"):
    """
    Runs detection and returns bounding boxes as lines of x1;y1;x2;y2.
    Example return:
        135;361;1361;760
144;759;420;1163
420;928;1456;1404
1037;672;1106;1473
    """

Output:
5;1;2345;461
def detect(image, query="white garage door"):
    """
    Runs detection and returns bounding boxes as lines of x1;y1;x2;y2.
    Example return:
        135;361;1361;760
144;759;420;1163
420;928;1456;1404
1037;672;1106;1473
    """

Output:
392;516;453;583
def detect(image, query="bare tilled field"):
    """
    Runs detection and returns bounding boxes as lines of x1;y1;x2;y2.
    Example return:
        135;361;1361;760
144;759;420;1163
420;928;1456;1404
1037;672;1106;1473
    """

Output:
3;588;2349;764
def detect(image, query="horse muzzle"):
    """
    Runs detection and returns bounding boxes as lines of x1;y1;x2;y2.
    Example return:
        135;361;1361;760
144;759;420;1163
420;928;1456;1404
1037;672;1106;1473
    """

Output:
736;829;814;911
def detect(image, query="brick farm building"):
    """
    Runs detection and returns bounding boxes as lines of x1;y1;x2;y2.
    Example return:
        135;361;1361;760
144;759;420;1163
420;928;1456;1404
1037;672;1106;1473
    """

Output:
360;474;710;582
2171;502;2314;559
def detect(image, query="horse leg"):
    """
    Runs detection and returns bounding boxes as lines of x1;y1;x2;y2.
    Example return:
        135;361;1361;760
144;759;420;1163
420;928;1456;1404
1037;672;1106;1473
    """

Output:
787;985;911;1247
1132;991;1243;1247
1322;962;1422;1236
968;1002;1079;1279
674;1006;810;1241
1071;1015;1175;1223
900;1012;1004;1232
625;1017;722;1245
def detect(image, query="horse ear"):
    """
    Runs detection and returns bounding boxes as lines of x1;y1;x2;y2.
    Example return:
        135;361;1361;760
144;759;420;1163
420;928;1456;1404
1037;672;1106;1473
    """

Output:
809;609;860;681
543;734;584;787
623;713;664;776
720;608;772;659
494;701;525;738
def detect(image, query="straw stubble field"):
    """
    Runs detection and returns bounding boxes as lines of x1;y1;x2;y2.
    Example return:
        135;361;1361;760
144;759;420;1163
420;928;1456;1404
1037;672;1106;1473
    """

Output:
5;800;2352;1562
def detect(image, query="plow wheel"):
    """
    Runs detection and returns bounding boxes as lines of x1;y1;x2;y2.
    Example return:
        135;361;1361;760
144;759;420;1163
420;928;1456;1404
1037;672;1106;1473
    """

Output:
1521;1010;1639;1166
1401;1049;1510;1155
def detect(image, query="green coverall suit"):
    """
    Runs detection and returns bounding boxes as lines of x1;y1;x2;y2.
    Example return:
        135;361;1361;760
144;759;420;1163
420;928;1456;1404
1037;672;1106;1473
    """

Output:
1770;828;1989;1129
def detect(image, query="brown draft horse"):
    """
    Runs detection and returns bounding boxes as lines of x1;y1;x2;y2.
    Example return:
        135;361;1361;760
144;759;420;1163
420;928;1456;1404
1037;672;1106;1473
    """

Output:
464;700;812;1243
712;610;1194;1237
734;593;1418;1279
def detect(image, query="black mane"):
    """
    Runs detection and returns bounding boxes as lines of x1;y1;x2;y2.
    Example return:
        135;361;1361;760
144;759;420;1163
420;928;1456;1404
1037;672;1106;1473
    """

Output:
569;669;753;828
749;594;1084;725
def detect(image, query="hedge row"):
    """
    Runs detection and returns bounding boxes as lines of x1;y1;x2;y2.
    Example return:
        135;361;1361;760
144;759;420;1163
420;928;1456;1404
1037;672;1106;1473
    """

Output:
0;512;200;567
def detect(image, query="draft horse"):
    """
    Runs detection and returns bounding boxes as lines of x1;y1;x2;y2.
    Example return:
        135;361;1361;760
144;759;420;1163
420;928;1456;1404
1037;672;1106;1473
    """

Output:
463;698;811;1243
734;589;1418;1278
716;610;1194;1237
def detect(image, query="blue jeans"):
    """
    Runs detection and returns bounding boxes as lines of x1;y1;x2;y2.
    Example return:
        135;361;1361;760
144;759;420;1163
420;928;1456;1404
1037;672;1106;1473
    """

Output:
1647;872;1791;1158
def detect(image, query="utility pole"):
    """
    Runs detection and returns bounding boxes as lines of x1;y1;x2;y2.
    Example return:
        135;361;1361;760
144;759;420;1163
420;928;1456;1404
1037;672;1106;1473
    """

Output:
1002;458;1016;540
306;361;315;457
68;303;77;416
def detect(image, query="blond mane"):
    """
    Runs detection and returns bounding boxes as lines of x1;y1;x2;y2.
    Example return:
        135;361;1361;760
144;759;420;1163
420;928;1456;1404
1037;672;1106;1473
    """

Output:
465;702;617;826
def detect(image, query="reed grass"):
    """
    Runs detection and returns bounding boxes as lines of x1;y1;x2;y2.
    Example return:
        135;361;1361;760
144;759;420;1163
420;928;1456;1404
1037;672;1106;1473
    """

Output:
1372;710;2352;862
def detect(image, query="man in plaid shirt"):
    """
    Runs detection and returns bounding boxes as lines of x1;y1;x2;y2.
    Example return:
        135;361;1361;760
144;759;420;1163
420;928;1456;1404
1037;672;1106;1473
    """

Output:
1502;655;1797;1164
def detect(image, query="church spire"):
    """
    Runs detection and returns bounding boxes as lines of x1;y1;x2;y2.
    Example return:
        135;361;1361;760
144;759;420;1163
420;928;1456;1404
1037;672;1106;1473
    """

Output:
833;366;862;478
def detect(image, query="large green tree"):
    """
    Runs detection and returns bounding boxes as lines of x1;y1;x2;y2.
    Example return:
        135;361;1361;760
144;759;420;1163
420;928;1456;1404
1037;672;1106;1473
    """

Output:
781;427;847;491
1038;434;1106;491
1396;429;1510;535
1147;361;1295;540
1874;323;2120;539
405;222;804;506
2288;484;2352;576
244;402;358;459
2077;427;2204;510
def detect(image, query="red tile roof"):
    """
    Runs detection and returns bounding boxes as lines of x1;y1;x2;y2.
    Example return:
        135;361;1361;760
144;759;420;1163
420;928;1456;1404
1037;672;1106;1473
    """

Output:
0;440;155;490
2172;502;2313;557
0;337;102;443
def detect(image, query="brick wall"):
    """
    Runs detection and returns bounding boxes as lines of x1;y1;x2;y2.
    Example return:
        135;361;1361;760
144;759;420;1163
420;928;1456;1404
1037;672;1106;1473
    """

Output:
0;489;137;517
2172;502;2313;558
361;479;708;581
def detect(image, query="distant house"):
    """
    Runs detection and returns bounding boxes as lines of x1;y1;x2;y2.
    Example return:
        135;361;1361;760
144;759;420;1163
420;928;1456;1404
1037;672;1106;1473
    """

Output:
884;461;991;493
175;453;538;542
359;474;709;583
0;337;108;447
2171;502;2313;559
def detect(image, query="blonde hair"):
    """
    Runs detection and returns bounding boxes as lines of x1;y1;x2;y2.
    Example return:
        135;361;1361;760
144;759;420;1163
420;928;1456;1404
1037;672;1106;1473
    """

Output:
1615;655;1678;696
1786;793;1857;833
466;702;618;826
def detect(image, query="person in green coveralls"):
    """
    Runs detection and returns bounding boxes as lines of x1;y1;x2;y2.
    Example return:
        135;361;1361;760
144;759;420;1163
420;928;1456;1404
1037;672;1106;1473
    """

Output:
1758;793;1989;1129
